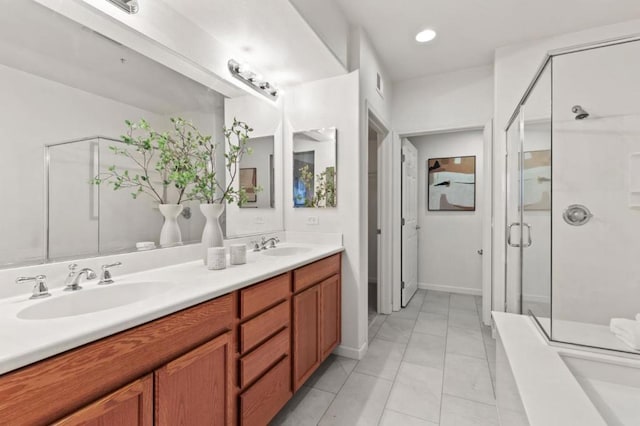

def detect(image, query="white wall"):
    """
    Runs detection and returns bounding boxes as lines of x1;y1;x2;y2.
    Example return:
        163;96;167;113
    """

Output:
392;65;494;134
551;40;640;326
391;63;493;313
409;130;484;294
289;0;350;69
349;27;396;314
493;18;640;317
284;71;364;358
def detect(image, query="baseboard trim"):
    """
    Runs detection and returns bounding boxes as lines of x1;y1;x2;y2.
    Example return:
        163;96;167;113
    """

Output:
418;282;482;296
333;341;368;360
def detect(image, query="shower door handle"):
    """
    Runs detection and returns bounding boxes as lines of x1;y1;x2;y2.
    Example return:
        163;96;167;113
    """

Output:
523;223;532;248
507;222;521;247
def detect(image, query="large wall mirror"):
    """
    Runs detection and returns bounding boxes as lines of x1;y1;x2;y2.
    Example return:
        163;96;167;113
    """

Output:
292;128;337;208
0;1;225;268
224;95;284;237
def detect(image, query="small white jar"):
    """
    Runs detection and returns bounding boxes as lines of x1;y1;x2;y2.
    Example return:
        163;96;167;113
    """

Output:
207;247;226;270
230;244;247;265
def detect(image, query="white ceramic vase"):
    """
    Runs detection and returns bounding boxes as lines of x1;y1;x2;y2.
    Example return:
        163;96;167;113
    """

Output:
158;204;183;247
200;203;225;264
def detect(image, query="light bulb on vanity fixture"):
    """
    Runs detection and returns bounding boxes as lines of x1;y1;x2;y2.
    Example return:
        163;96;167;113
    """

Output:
106;0;139;14
228;59;279;100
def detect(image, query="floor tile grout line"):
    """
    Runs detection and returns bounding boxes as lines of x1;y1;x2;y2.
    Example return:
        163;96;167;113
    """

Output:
437;293;455;424
375;290;425;426
480;322;498;397
441;391;498;407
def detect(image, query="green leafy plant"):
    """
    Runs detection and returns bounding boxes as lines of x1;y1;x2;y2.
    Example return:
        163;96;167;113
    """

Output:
93;118;202;204
189;118;260;206
298;165;337;207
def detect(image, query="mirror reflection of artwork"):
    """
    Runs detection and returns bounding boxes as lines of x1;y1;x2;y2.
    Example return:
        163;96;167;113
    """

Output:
238;136;274;209
428;156;476;211
523;150;551;210
292;128;337;208
240;168;257;203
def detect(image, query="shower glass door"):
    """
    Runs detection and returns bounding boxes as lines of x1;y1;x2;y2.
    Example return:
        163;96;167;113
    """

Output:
505;109;523;314
505;59;552;336
521;63;552;333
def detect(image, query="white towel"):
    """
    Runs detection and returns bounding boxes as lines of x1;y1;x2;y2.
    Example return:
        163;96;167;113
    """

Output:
610;318;640;350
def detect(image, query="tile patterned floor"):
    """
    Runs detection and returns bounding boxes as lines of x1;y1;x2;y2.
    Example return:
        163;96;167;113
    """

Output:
272;290;498;426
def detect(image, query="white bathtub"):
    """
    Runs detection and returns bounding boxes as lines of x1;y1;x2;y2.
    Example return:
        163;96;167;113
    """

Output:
561;353;640;426
493;312;640;426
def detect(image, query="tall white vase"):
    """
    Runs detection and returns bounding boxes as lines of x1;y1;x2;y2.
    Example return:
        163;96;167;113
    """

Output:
200;203;225;264
158;204;183;247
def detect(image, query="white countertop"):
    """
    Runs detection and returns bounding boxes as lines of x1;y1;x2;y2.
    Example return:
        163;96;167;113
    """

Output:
0;242;343;375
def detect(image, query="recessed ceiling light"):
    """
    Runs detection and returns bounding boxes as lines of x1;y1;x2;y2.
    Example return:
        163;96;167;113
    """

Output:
415;29;437;43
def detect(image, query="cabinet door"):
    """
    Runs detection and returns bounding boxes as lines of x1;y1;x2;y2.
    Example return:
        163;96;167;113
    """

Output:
155;332;232;426
320;275;341;360
54;374;153;426
292;285;320;391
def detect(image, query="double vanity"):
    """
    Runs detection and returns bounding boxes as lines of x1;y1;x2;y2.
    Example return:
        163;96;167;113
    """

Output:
0;240;343;425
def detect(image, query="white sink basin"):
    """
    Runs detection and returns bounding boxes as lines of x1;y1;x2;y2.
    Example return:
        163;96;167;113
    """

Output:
17;281;178;320
261;246;313;257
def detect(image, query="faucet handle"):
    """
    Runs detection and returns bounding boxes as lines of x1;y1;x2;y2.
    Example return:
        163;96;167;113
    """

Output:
99;262;122;285
250;240;261;252
68;263;78;271
16;275;50;299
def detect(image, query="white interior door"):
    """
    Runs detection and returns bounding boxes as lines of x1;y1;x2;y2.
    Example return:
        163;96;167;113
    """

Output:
401;139;418;307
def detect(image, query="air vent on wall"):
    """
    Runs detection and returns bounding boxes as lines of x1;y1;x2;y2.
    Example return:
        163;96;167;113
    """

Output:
376;72;384;97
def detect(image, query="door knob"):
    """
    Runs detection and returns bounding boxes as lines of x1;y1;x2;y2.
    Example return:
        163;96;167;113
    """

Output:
477;249;483;255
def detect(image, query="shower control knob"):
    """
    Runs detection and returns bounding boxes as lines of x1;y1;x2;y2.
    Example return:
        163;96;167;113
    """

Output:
563;204;593;226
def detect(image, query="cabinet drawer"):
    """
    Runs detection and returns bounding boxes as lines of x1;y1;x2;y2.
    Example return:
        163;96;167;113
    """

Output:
240;273;290;319
293;254;341;293
239;328;289;388
239;356;292;426
240;300;289;354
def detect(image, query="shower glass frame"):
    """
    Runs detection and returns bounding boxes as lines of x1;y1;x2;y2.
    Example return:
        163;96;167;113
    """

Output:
503;33;640;355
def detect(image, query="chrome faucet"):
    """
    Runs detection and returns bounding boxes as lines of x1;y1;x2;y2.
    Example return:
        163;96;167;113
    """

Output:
16;275;50;299
98;262;122;285
64;264;97;291
260;236;280;250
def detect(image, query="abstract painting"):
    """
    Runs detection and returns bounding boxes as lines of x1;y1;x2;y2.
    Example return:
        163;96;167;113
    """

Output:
427;156;476;211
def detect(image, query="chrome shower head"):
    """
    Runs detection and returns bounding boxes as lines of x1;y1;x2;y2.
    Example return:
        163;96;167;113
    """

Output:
571;105;589;120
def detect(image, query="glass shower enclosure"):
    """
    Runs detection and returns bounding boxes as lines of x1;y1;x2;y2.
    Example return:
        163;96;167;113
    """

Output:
505;37;640;355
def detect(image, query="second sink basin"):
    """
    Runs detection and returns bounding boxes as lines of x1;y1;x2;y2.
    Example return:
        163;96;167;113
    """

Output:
261;246;313;257
17;281;178;320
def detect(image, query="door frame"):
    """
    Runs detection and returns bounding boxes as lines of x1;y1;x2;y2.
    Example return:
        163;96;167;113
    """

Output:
366;104;392;315
395;124;492;324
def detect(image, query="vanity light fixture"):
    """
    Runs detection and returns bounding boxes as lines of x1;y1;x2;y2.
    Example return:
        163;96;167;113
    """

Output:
415;28;437;43
106;0;139;14
228;59;279;100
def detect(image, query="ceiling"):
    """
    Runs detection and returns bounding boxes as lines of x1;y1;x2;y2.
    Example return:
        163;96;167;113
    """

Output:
335;0;640;81
161;0;346;89
0;1;223;115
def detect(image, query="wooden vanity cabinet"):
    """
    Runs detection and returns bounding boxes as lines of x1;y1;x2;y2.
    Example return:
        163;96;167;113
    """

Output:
292;254;342;391
155;332;232;425
237;273;293;426
0;294;234;425
54;374;154;426
0;253;342;426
